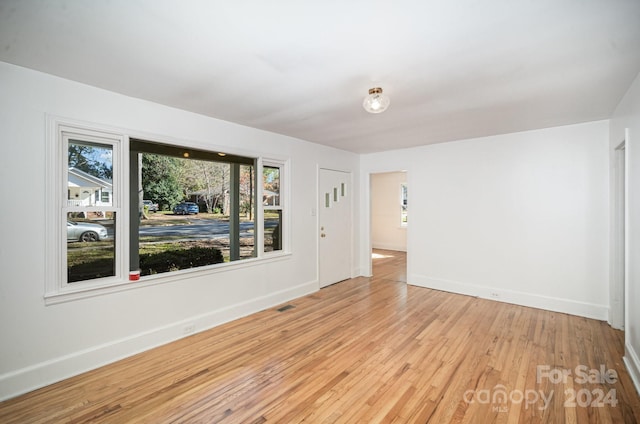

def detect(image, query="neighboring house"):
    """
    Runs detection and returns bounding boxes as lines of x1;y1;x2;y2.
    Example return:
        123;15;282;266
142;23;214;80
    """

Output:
67;167;113;207
262;190;279;206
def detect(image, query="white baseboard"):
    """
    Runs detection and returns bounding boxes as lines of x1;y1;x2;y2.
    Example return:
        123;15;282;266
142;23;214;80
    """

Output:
409;274;608;320
624;342;640;397
351;266;361;278
0;280;317;402
372;243;407;252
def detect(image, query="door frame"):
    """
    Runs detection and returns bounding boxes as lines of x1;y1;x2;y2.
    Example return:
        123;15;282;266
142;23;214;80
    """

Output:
611;136;628;330
362;170;410;278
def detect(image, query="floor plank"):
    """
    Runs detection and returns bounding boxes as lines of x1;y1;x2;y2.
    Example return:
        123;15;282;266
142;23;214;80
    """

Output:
1;249;639;423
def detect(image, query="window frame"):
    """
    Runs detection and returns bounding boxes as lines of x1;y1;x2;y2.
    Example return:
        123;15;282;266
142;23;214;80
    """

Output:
45;120;128;301
400;182;408;227
129;138;260;267
64;133;122;285
261;159;287;254
45;117;291;305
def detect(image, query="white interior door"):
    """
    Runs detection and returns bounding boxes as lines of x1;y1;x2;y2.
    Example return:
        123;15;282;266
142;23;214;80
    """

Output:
319;168;351;287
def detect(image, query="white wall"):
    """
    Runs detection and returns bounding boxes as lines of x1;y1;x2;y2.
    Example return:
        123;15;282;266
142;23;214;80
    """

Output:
371;172;407;251
361;121;610;319
610;71;640;394
0;62;360;400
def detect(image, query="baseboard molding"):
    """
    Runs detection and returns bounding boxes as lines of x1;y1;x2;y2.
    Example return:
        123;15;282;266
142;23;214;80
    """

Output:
409;274;608;320
372;243;407;252
0;280;318;402
624;342;640;397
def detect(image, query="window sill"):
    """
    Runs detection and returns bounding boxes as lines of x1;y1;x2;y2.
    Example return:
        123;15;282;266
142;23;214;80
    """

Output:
44;251;292;305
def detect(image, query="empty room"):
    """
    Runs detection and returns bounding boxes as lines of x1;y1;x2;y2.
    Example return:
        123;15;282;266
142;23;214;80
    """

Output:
1;1;640;422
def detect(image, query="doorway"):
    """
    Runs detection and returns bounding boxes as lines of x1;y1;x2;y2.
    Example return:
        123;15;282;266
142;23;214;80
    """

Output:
370;171;408;280
318;168;352;288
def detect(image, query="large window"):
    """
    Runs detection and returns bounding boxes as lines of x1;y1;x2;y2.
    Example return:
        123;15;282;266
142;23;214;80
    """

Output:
130;139;258;277
46;121;287;301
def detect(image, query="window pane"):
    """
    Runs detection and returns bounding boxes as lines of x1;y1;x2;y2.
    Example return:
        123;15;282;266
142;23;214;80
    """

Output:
67;211;115;282
68;140;113;207
264;209;282;252
240;164;256;220
136;150;256;276
263;166;280;207
263;164;283;253
401;183;408;225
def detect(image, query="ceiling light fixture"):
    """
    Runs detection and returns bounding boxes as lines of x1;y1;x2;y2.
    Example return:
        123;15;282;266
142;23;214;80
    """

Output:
363;87;390;114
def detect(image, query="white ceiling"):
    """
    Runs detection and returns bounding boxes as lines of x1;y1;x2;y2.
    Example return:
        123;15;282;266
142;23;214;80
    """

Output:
1;0;639;153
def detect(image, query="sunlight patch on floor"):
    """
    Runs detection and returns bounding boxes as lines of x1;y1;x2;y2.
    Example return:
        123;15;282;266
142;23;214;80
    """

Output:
372;252;393;259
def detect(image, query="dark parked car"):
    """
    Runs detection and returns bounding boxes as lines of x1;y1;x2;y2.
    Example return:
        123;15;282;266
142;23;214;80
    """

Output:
143;199;159;212
173;202;199;215
67;221;109;242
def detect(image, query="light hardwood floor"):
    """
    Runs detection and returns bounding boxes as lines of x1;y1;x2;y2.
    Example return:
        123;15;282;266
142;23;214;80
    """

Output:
1;250;639;423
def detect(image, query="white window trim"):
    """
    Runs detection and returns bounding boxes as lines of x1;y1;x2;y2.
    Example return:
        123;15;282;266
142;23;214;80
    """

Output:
400;182;408;228
46;118;128;301
62;130;125;286
45;117;292;305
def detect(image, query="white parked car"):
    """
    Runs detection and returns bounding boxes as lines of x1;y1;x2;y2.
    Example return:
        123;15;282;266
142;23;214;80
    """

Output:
143;199;159;212
67;221;109;242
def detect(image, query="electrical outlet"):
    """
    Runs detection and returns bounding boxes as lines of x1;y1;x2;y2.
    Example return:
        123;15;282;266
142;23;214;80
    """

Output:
183;323;195;334
489;292;500;299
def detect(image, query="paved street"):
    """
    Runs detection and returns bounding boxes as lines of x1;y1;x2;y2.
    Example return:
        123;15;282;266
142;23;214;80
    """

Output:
139;219;257;240
80;216;278;241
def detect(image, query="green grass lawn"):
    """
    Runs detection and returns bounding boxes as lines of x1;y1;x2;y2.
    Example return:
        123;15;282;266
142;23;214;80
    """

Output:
67;213;272;281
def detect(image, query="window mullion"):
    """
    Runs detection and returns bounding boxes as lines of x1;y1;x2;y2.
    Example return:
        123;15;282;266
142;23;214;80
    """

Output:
257;158;265;256
229;163;240;261
129;150;141;273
